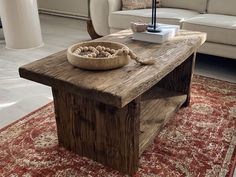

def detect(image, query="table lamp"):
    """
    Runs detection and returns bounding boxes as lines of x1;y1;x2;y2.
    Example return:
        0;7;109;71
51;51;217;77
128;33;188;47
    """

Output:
147;0;161;33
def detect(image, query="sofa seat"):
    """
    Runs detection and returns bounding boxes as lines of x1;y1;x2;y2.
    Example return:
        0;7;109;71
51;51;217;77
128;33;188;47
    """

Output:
109;8;199;30
90;0;236;59
183;14;236;46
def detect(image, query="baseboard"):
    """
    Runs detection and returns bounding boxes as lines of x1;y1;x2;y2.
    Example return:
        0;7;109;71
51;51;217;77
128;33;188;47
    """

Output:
38;8;89;21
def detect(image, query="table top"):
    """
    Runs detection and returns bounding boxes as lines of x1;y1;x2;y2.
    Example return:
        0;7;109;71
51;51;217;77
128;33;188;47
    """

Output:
19;30;206;108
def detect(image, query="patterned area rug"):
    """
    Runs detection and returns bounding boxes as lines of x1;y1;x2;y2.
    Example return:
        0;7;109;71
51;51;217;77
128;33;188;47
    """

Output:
0;75;236;177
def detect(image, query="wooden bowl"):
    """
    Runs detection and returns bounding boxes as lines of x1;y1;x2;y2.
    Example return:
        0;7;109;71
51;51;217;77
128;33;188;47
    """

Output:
67;41;130;70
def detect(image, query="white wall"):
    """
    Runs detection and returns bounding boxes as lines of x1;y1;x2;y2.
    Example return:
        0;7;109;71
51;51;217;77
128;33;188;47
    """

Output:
38;0;88;17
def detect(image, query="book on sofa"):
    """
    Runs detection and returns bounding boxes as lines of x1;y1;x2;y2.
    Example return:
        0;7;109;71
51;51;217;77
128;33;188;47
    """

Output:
132;24;180;44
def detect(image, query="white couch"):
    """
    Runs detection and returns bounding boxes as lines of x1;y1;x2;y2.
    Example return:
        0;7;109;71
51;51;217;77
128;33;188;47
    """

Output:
90;0;236;59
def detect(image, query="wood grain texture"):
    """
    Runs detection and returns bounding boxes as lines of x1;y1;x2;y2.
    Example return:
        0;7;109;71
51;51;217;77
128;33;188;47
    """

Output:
139;86;187;155
19;30;206;108
157;53;196;107
18;29;206;175
52;88;140;175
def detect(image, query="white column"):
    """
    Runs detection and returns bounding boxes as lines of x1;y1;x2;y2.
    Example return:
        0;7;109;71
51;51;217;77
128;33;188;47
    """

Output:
0;0;43;49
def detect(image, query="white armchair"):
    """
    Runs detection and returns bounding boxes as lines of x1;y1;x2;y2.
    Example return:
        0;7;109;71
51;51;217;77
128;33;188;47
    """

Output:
90;0;121;36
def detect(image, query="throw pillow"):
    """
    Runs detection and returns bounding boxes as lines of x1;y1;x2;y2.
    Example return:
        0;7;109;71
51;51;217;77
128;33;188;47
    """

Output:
122;0;161;10
145;0;161;8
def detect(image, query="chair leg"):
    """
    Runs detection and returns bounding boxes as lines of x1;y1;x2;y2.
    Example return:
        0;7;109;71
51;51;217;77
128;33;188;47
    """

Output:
87;19;102;40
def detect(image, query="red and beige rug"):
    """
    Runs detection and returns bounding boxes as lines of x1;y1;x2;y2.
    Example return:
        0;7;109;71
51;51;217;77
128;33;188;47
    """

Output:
0;75;236;177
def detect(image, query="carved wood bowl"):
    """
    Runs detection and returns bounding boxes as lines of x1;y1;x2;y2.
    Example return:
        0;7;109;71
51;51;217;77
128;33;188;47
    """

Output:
67;41;130;70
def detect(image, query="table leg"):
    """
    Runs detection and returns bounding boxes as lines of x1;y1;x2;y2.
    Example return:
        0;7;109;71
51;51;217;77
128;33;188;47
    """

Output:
157;52;196;107
52;88;140;175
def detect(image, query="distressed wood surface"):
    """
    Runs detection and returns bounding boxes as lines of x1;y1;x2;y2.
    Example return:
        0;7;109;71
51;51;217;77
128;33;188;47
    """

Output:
52;87;140;175
19;30;206;108
138;55;194;155
139;86;187;155
157;53;196;107
18;29;206;175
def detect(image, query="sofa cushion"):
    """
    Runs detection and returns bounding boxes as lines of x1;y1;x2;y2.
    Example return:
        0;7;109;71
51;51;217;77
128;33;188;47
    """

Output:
198;42;236;60
122;0;161;10
182;14;236;46
109;8;199;29
208;0;236;16
161;0;208;13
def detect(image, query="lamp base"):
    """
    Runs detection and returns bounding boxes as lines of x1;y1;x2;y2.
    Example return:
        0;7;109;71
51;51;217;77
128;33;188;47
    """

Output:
147;26;161;33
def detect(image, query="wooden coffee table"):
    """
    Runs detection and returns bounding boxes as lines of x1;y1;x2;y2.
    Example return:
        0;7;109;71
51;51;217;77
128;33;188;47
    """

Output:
19;30;206;175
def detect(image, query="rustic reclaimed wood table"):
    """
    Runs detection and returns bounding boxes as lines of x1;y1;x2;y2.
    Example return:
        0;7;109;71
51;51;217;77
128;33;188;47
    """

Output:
19;30;206;175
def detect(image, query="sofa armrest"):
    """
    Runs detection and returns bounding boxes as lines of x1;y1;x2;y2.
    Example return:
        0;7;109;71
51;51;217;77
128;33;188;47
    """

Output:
108;0;122;13
90;0;122;36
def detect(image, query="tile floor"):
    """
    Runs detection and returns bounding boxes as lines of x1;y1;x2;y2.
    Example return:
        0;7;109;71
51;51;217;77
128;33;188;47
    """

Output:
0;14;89;128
